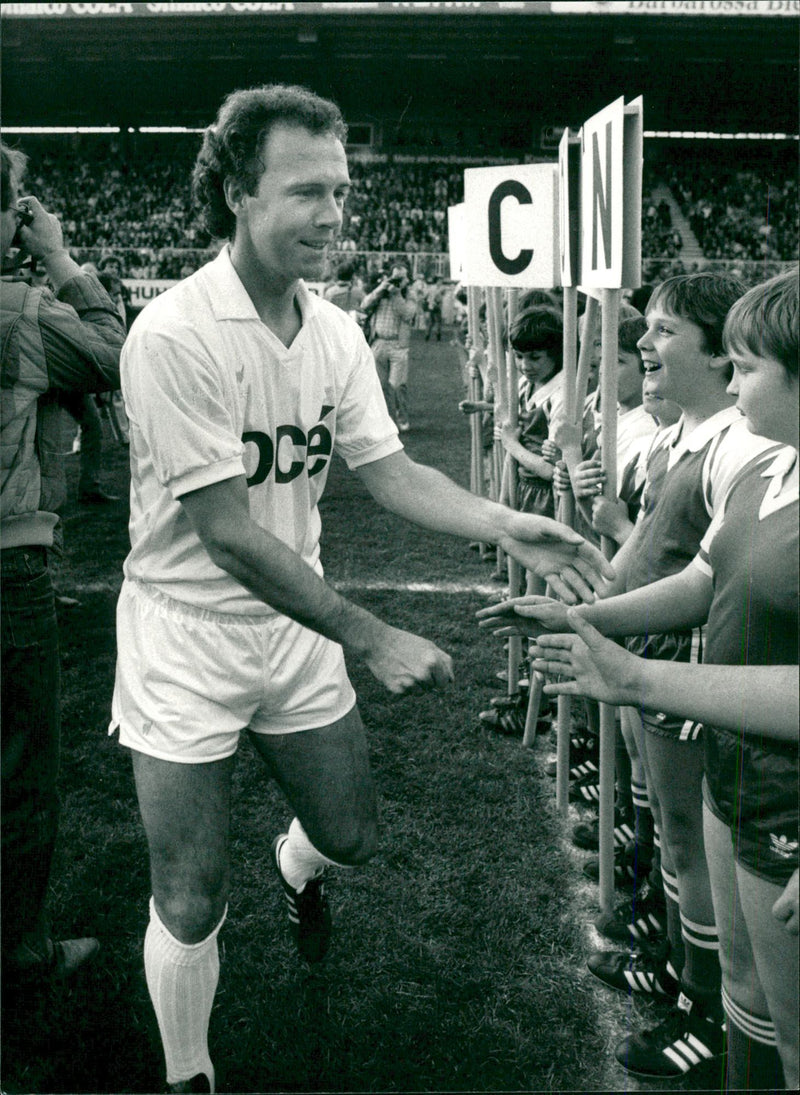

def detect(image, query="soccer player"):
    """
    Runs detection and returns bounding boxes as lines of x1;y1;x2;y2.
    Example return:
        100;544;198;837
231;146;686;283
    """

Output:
111;84;611;1093
523;268;799;1091
479;271;776;1081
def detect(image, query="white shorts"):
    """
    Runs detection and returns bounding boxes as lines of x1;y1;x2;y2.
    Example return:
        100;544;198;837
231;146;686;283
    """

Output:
110;580;357;764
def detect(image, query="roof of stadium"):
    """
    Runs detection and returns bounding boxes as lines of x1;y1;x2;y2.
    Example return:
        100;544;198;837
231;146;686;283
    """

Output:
2;2;797;139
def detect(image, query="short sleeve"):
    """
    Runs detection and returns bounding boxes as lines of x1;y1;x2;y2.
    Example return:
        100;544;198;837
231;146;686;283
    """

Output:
331;329;402;469
122;324;246;498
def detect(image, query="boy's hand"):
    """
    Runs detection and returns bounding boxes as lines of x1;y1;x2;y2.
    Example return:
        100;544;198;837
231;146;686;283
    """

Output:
591;497;629;540
477;594;573;637
553;460;572;495
541;438;561;465
573;457;606;500
530;611;641;706
772;869;799;936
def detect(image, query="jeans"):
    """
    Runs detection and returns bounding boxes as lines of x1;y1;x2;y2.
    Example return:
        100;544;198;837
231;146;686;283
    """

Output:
1;546;61;959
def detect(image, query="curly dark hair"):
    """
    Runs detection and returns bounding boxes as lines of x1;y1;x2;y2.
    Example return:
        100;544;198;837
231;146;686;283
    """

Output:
191;84;348;241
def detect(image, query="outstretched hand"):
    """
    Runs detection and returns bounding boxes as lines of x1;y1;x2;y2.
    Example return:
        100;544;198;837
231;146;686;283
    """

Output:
500;513;614;604
528;610;641;705
476;594;571;638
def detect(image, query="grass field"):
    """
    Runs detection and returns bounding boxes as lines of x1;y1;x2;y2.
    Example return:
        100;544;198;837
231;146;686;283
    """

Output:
1;331;725;1094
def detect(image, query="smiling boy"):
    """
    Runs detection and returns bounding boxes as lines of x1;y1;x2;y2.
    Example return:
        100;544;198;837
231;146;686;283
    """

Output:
479;272;776;1081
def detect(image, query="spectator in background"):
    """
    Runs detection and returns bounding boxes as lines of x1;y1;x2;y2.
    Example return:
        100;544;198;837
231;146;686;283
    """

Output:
361;262;418;432
423;275;444;342
1;140;125;987
323;259;364;315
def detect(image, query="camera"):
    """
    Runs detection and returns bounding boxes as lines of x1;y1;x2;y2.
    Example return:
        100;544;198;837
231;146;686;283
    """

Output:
11;203;34;250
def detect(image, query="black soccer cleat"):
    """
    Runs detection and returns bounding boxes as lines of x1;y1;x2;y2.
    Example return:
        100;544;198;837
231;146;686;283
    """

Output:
272;834;332;964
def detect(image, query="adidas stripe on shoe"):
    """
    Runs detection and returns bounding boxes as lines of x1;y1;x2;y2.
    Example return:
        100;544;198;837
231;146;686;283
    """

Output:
272;834;332;964
614;992;726;1079
571;813;635;851
593;884;667;945
587;939;680;1000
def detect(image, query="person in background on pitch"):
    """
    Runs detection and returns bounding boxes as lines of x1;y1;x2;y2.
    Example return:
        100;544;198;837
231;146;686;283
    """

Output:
1;140;125;989
110;83;613;1094
360;260;417;432
322;258;364;316
522;268;799;1092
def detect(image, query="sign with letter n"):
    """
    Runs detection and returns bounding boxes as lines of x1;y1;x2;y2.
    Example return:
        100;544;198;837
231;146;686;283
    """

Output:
579;96;643;289
462;163;560;289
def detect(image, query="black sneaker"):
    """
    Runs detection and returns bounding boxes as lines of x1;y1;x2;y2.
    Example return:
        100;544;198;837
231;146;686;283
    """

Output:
587;938;680;999
571;812;635;851
615;992;726;1079
166;1074;212;1093
594;884;667;944
488;692;527;712
272;834;331;963
568;769;601;806
478;705;524;736
583;839;653;889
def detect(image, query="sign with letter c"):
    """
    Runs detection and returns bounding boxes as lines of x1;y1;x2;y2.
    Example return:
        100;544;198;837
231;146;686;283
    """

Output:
462;163;560;288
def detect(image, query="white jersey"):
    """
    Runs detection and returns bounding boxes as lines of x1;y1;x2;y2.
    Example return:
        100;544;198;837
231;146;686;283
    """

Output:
121;247;401;614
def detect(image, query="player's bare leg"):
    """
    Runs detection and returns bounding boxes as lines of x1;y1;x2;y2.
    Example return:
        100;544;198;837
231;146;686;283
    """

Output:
131;751;234;1093
250;705;378;961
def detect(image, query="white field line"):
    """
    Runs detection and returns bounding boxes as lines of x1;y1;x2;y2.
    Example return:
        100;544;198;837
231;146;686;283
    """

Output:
64;577;503;597
331;579;501;595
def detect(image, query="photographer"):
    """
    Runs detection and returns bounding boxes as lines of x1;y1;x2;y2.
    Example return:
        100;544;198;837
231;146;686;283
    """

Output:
1;141;125;985
361;262;417;432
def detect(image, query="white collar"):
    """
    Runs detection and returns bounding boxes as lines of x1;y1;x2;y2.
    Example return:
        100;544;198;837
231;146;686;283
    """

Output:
759;447;798;519
670;405;742;455
206;246;318;326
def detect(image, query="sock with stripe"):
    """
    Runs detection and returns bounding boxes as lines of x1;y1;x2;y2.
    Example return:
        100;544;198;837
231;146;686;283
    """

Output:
722;990;785;1091
144;897;224;1092
278;817;341;893
680;910;720;999
661;865;685;976
630;778;654;850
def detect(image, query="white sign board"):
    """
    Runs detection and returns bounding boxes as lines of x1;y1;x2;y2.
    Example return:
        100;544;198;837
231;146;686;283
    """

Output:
462;163;560;288
579;95;643;289
558;128;581;288
580;97;625;288
447;203;467;283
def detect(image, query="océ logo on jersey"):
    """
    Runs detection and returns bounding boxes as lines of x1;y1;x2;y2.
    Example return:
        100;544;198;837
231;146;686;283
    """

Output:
243;406;334;487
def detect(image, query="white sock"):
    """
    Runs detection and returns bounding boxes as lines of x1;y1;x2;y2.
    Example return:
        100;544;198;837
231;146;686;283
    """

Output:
278;817;340;892
144;896;226;1091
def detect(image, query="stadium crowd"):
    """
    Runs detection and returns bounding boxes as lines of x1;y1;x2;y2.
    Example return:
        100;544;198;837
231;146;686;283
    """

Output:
19;136;798;282
2;94;797;1095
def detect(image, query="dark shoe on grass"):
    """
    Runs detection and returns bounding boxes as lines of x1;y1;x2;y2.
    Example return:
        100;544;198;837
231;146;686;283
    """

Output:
615;992;725;1079
571;812;635;851
166;1074;212;1093
594;883;667;944
583;840;653;889
6;936;100;984
587;938;680;1000
272;834;331;963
